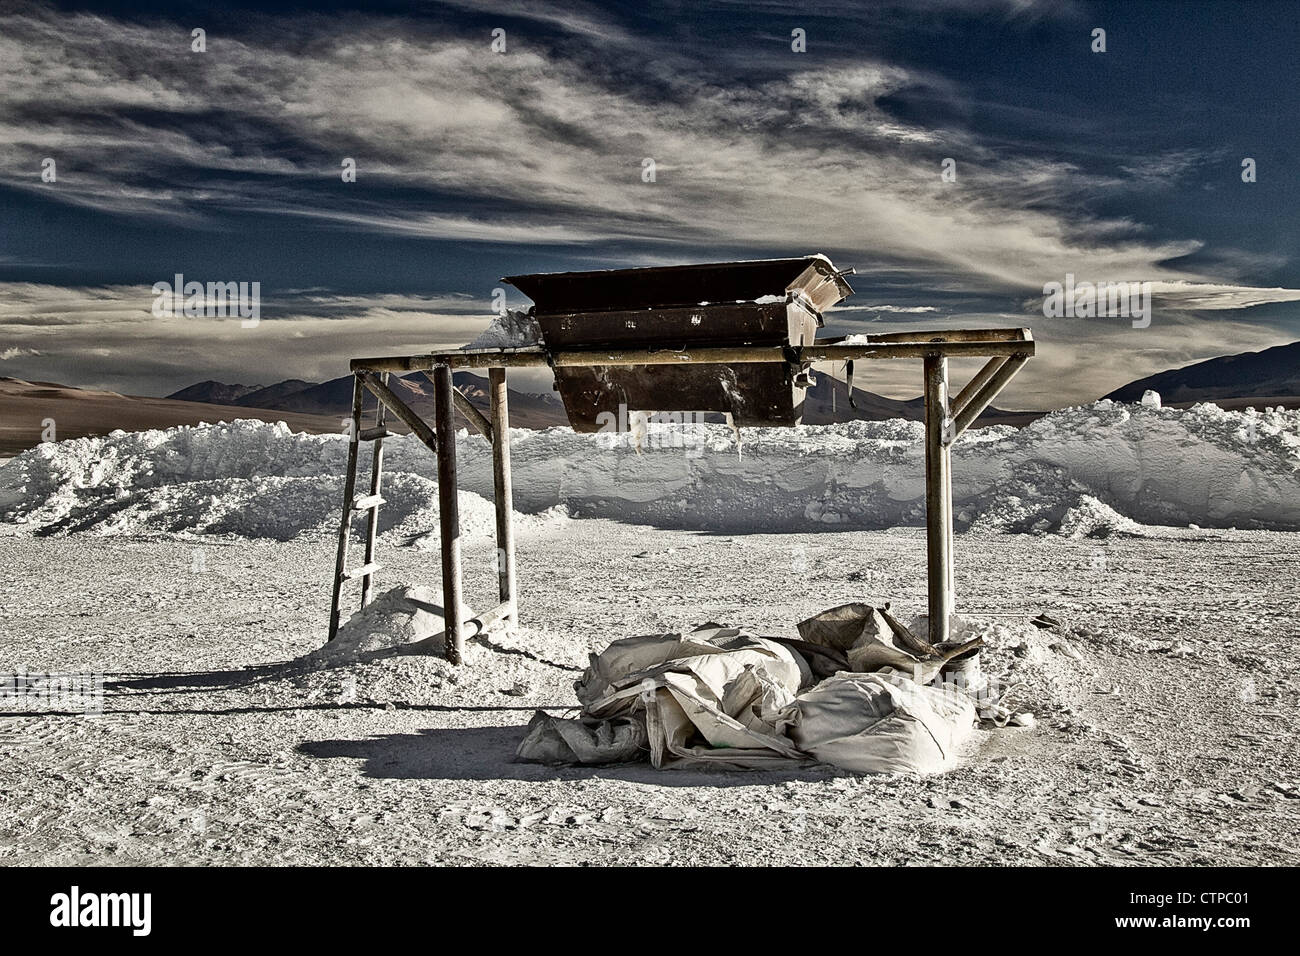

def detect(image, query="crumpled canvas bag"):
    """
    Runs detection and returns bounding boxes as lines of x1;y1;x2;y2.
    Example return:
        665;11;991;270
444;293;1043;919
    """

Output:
798;603;943;682
518;625;813;770
580;625;812;769
517;625;978;775
780;670;976;775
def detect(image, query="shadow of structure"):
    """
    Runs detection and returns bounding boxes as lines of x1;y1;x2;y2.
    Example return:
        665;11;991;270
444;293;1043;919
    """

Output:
299;726;835;789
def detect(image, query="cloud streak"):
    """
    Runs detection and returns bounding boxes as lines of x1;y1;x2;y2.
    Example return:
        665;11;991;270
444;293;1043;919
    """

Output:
0;1;1268;293
0;281;500;395
0;1;1295;407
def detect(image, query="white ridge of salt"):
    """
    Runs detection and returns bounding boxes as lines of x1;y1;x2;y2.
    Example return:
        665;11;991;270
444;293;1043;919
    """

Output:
1;400;1296;537
463;308;542;350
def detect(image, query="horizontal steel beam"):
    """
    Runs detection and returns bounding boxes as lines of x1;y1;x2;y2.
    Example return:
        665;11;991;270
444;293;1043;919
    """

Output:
350;329;1037;373
800;340;1034;362
822;328;1033;344
353;351;550;372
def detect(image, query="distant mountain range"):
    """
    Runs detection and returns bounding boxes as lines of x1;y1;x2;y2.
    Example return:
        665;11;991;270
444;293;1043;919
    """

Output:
1103;340;1300;405
798;370;1032;426
167;381;263;405
166;371;570;430
165;368;1033;429
5;341;1294;456
0;378;345;456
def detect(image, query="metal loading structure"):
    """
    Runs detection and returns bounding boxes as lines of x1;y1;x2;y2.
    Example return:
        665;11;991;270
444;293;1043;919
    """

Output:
328;255;1034;663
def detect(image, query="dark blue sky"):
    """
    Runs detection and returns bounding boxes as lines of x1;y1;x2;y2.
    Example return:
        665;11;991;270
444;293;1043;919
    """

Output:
2;0;1297;404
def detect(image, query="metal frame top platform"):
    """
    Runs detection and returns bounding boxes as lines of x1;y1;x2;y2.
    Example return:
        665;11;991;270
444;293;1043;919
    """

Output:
331;327;1034;661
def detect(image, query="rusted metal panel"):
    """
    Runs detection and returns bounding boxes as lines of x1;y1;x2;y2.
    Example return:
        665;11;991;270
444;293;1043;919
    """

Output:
553;362;804;431
501;256;851;429
537;300;818;429
535;300;820;349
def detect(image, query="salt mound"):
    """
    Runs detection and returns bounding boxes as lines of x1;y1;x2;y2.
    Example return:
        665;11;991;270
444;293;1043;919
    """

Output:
463;308;542;349
1056;495;1144;539
959;464;1142;537
907;613;1091;717
495;400;1297;532
2;400;1296;536
0;419;564;541
304;585;449;666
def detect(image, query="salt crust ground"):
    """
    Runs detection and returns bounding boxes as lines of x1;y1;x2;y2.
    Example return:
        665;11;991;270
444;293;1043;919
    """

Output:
2;523;1297;866
2;403;1296;864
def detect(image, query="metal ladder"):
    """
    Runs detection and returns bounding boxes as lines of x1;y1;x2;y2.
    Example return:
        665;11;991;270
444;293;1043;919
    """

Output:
328;372;392;640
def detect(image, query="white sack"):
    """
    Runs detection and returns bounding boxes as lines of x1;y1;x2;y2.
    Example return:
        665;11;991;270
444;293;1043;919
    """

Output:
781;671;976;775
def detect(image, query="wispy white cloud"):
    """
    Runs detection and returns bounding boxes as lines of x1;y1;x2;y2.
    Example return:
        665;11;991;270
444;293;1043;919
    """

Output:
0;281;500;394
834;304;942;314
1018;280;1300;314
1147;281;1300;310
0;0;1269;297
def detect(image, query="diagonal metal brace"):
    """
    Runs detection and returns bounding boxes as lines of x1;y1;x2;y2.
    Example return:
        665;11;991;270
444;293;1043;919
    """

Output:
357;371;439;454
946;352;1031;443
421;371;493;441
951;355;1009;422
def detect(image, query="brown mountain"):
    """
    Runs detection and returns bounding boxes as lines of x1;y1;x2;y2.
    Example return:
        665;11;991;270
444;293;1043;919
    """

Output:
235;379;319;408
1104;341;1300;406
231;371;570;430
166;380;264;404
0;378;347;456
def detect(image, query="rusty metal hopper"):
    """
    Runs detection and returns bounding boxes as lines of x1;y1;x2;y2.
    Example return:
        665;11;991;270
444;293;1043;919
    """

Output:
503;255;853;431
